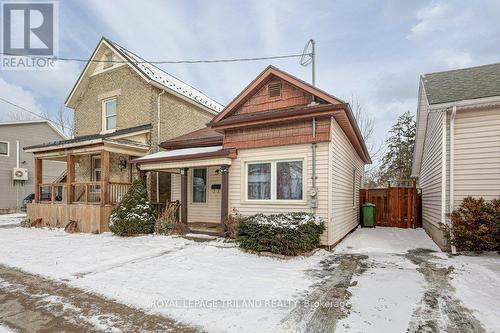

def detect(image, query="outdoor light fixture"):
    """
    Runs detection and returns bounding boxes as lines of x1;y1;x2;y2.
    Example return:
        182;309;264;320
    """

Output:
118;156;127;171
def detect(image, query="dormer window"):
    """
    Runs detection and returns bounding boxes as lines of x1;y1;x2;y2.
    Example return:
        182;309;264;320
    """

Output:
103;52;113;69
102;98;117;132
268;82;282;98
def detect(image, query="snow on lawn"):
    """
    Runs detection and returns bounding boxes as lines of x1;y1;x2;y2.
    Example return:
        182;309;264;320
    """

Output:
334;228;439;333
448;254;500;332
0;227;328;333
0;213;25;227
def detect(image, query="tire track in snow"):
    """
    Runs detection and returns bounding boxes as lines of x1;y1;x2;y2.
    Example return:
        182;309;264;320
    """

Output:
405;248;486;333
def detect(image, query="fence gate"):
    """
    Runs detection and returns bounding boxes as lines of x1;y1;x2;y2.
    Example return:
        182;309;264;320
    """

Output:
360;186;422;228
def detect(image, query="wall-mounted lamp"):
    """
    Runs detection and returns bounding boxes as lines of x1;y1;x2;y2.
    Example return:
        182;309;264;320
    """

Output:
215;166;228;175
118;156;128;171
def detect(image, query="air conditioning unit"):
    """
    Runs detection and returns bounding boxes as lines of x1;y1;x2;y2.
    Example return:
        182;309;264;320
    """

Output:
12;168;28;181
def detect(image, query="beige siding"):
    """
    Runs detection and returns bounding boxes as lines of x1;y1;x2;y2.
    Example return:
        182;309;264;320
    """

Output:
171;166;221;223
229;143;330;244
453;107;500;205
419;111;444;230
330;118;364;245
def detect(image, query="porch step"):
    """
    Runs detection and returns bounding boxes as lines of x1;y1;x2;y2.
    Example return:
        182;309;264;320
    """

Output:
188;222;223;237
183;233;218;242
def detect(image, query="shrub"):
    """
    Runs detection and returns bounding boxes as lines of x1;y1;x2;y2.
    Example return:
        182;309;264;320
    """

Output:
236;212;325;256
109;179;157;236
155;201;179;235
442;197;500;252
223;212;242;239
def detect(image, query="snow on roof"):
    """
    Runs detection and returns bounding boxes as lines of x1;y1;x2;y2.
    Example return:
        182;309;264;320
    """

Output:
108;39;224;114
134;146;223;161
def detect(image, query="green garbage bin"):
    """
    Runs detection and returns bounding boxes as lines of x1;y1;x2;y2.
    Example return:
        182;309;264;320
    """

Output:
362;203;375;227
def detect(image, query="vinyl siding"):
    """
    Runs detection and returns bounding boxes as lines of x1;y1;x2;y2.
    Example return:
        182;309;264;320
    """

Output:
171;166;222;223
229;143;330;244
419;110;443;229
0;123;66;210
330;118;364;245
452;107;500;205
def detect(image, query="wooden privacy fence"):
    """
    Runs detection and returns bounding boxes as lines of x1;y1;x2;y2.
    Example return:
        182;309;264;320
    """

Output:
360;186;422;228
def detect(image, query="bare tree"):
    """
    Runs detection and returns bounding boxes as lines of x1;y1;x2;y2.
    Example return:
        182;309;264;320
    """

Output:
54;106;75;137
350;95;384;186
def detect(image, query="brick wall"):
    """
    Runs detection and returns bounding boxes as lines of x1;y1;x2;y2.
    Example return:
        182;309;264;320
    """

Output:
74;66;155;137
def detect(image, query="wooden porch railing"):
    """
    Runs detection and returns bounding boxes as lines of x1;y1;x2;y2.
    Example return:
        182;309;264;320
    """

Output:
109;182;132;204
38;182;131;205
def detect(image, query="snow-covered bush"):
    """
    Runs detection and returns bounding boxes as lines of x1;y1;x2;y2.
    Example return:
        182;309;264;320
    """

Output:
442;197;500;252
236;212;325;256
108;179;157;236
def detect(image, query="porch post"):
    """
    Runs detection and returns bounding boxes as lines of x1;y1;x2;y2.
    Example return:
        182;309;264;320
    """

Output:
67;154;75;204
180;168;188;224
100;150;110;205
34;158;42;203
220;165;230;226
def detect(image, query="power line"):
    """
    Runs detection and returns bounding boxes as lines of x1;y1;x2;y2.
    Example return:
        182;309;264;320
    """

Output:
0;97;67;131
0;52;311;64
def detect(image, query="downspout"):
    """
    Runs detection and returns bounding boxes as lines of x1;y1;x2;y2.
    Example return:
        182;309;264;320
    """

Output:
156;90;166;203
310;117;318;213
441;111;447;241
449;106;457;254
16;140;20;210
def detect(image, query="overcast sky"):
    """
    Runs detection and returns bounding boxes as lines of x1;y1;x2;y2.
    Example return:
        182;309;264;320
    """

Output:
1;0;500;161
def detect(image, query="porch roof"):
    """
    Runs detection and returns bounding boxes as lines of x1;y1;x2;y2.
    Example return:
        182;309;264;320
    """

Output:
131;146;236;170
23;124;152;153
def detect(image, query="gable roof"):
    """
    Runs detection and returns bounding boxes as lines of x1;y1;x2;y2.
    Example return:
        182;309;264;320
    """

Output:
211;65;345;123
422;62;500;105
210;65;371;164
0;120;67;139
65;37;223;114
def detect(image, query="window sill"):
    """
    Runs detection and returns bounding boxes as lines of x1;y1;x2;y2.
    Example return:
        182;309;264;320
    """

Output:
241;199;308;206
100;129;116;135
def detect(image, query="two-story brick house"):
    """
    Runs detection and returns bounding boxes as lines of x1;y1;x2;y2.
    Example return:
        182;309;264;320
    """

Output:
24;37;222;232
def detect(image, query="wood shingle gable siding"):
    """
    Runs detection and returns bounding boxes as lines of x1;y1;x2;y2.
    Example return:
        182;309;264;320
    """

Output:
234;77;314;115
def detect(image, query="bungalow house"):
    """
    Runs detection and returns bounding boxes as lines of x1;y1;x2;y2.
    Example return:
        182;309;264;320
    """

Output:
0;120;67;213
133;66;371;246
23;37;222;232
412;62;500;249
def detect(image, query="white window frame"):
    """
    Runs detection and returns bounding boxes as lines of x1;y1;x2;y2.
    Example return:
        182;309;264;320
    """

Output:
91;155;101;193
244;158;306;204
191;167;208;204
0;141;9;157
101;98;117;134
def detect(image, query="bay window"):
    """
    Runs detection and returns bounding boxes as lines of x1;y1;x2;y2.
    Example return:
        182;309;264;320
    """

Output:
246;160;304;201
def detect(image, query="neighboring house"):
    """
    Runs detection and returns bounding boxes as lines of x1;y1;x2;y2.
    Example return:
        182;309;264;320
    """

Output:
0;120;67;213
24;37;222;232
412;63;500;249
133;66;371;247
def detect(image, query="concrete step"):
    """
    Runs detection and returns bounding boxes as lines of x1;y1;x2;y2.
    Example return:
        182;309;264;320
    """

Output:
183;233;218;242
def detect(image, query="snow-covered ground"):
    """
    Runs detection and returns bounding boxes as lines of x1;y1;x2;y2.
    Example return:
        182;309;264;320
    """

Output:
0;213;25;227
0;213;498;333
0;218;328;332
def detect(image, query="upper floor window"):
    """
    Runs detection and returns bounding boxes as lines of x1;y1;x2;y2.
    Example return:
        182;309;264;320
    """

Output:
0;141;8;156
246;160;303;201
192;168;207;203
102;99;117;132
